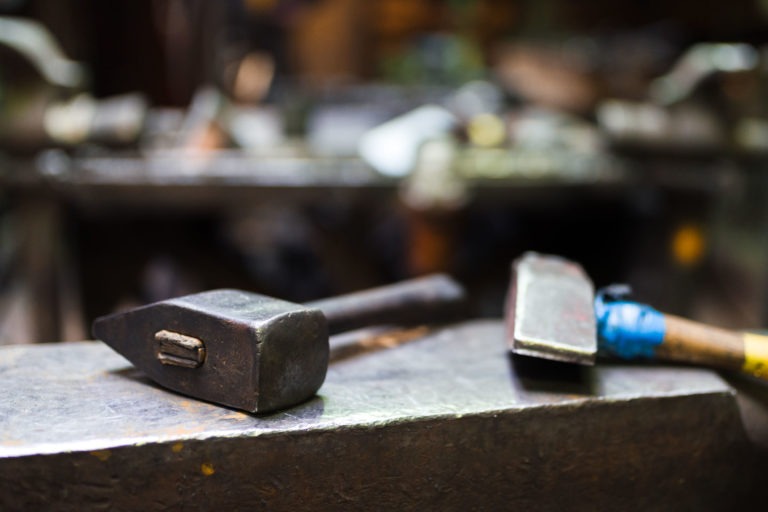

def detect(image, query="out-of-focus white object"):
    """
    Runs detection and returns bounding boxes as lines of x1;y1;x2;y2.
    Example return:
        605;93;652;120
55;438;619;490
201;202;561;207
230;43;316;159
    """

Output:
446;80;504;121
400;137;467;211
0;16;86;88
650;43;759;106
43;94;96;144
510;108;603;153
358;105;456;177
307;105;389;157
598;99;724;147
227;106;285;151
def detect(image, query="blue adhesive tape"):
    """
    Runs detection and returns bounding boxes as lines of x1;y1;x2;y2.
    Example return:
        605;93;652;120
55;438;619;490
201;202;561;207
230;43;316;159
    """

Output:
594;293;666;360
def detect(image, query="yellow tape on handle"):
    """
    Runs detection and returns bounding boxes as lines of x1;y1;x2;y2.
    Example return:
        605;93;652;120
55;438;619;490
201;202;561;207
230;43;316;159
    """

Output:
742;333;768;379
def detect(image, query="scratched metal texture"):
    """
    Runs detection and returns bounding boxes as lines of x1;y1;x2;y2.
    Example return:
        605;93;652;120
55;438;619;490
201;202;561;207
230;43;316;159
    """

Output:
0;320;760;511
509;253;597;365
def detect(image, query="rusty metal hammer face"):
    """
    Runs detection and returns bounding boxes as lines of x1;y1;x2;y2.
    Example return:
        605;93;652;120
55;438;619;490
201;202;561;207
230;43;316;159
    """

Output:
93;275;465;414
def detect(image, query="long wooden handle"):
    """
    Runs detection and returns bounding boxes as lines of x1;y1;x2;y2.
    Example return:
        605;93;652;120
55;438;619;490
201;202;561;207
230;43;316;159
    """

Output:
658;314;768;379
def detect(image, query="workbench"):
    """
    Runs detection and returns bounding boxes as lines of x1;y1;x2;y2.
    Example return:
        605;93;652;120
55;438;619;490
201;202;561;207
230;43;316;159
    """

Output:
1;320;765;510
1;150;630;344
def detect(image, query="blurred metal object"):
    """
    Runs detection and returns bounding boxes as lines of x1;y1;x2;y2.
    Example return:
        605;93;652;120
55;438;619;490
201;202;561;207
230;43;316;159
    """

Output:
307;104;390;157
0;17;148;152
43;93;148;147
446;80;504;121
88;94;149;145
0;92;149;152
226;106;285;152
597;42;768;153
650;43;760;106
0;16;86;89
456;146;622;183
400;137;468;211
597;100;724;149
42;94;95;145
175;86;228;150
509;108;603;152
358;105;457;177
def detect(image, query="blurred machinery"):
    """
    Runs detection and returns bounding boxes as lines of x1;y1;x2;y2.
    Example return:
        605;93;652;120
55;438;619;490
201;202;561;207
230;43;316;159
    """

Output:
0;1;767;343
0;17;147;153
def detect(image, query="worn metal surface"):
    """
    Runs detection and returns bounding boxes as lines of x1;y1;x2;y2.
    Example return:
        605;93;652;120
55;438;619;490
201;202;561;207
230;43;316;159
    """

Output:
92;275;464;414
0;320;761;510
508;252;597;364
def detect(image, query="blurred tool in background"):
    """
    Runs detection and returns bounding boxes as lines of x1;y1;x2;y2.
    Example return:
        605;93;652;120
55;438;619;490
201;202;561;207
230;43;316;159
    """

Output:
1;0;768;344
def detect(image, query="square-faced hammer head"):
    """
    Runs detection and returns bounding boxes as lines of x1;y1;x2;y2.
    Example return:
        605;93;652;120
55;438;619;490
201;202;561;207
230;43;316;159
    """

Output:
506;252;597;365
93;290;329;414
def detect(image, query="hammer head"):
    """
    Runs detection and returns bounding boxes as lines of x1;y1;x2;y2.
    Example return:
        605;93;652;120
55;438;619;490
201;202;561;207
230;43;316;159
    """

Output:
506;252;597;365
93;289;329;414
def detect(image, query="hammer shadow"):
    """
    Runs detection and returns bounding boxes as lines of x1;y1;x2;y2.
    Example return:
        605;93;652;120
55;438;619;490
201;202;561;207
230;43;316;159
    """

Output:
509;352;597;396
112;366;156;386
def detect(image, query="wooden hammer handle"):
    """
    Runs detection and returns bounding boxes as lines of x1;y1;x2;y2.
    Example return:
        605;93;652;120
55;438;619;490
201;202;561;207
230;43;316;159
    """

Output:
658;314;768;379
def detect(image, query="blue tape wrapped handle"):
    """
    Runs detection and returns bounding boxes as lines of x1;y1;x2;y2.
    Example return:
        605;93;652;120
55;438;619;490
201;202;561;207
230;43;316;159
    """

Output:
594;285;667;360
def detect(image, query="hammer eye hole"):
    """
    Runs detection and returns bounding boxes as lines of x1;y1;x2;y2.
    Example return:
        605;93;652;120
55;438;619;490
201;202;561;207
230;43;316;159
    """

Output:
155;330;206;368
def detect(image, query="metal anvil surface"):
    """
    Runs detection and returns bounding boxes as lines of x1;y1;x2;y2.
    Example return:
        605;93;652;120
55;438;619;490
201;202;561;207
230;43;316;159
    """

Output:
0;320;764;510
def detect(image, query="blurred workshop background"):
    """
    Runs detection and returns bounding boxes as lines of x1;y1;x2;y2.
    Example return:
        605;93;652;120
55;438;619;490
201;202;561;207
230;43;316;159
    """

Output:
1;0;767;343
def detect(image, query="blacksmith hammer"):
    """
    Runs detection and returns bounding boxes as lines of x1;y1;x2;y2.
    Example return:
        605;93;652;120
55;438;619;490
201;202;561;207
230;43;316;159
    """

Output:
93;274;464;414
507;252;768;380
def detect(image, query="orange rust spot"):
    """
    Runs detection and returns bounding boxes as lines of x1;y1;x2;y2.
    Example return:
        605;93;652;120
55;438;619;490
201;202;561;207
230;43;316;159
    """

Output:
90;450;111;462
171;443;184;453
201;462;215;476
219;412;249;421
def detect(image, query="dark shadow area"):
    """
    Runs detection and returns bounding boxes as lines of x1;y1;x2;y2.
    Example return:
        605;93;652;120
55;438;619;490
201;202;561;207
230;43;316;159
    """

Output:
111;366;164;389
509;352;595;396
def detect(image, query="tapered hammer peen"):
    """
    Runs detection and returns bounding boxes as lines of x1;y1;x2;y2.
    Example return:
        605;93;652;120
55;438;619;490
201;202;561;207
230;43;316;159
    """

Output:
507;252;768;380
93;274;465;414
